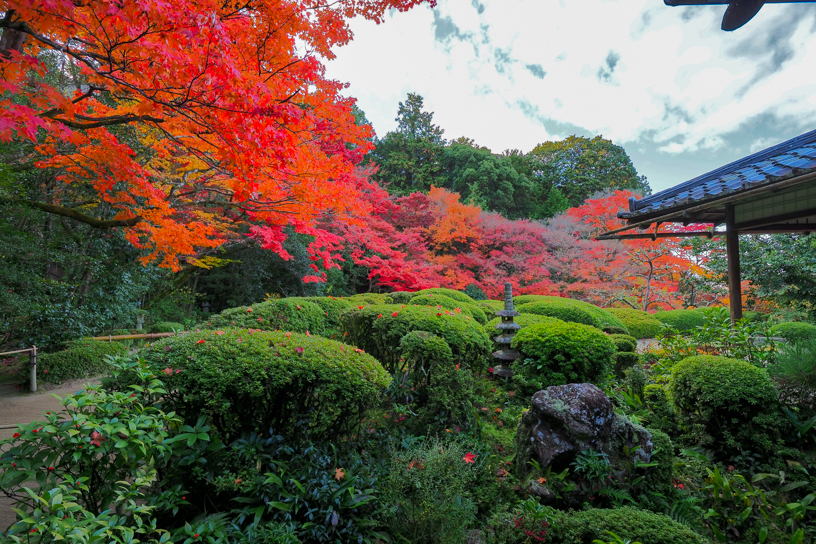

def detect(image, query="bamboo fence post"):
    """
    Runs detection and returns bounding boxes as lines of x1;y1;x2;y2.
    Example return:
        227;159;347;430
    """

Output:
29;346;37;393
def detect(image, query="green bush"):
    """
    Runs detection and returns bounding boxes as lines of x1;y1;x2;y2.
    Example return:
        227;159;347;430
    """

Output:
644;428;675;498
511;294;551;305
288;296;353;339
603;326;629;335
204;299;326;336
381;438;479;544
516;296;627;331
517;299;602;328
642;384;676;434
477;300;504;313
345;293;394;305
510;321;616;394
767;339;816;407
768;321;816;343
138;328;391;442
669;355;779;453
653;309;706;332
414;287;475;304
483;314;560;341
609;334;637;353
560;506;707;544
606;308;663;339
150;321;185;333
399;330;455;371
35;340;128;385
341;304;491;373
464;284;488;301
389;291;416;304
409;293;488;324
614;352;639;375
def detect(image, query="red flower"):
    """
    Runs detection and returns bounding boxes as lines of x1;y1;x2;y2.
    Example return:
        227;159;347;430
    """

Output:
258;317;263;322
391;311;399;317
246;307;252;313
436;313;442;317
296;305;302;309
295;347;304;355
728;465;735;473
463;452;476;464
488;367;494;373
358;305;364;310
196;339;206;344
32;429;38;433
12;432;19;438
47;466;54;472
377;314;383;318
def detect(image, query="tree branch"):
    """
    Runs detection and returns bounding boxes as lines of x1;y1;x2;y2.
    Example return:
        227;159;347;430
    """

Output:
4;198;142;228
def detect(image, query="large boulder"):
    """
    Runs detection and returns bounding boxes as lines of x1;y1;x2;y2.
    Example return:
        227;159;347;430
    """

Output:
515;383;653;495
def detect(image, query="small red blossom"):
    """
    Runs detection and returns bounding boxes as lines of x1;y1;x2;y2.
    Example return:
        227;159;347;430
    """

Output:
488;367;494;373
246;307;252;313
358;305;364;309
377;313;383;318
728;465;735;473
296;305;302;309
436;312;442;317
12;432;19;438
196;339;206;344
392;311;399;317
258;317;263;322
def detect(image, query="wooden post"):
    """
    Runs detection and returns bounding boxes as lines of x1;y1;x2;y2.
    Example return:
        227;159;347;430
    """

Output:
29;346;37;393
725;205;743;324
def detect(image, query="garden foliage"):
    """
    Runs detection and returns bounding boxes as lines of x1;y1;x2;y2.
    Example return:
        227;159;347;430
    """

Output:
32;341;128;386
653;309;706;332
606;308;664;339
204;299;326;336
769;322;816;343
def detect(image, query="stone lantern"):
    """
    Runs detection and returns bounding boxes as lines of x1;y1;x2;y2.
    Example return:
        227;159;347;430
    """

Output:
491;282;520;377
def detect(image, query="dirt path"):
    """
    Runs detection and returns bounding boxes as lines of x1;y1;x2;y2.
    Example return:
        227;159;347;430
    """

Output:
0;378;102;533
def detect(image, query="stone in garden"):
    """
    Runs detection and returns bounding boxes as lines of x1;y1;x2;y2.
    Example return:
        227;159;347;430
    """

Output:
514;383;653;488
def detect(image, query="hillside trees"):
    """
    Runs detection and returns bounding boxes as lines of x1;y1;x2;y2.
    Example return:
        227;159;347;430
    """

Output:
0;0;431;273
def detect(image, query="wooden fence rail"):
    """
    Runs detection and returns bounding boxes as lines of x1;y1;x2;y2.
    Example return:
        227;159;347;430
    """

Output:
0;347;37;393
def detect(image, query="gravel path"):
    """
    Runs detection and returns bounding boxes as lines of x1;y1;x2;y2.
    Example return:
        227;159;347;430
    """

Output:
0;378;102;533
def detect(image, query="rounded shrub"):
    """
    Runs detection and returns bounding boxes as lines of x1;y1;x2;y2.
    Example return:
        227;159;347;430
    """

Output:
340;304;491;373
614;351;640;375
517;300;602;328
204;299;326;336
609;333;638;353
463;284;488;300
606;308;663;339
399;330;454;373
644;428;675;497
768;321;816;343
653;309;706;332
510;320;616;393
414;287;475;304
139;328;390;441
477;300;504;313
389;291;416;304
511;294;551;305
150;321;185;333
560;506;707;544
288;296;353;339
669;355;779;453
37;340;128;385
515;296;627;332
483;314;561;342
346;293;394;305
409;293;488;324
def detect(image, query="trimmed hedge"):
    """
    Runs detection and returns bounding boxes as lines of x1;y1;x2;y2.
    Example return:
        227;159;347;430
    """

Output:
288;296;353;339
605;308;663;339
150;321;185;333
768;321;816;343
614;352;639;375
413;288;475;304
609;333;638;353
139;328;390;441
517;296;627;333
340;304;491;373
669;355;779;453
389;291;416;304
204;299;326;336
483;314;560;341
511;320;616;393
409;293;488;324
36;341;128;385
477;300;505;313
560;507;706;544
653;309;706;332
346;293;394;305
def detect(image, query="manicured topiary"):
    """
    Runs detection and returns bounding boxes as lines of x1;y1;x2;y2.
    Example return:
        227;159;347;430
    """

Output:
389;291;416;304
515;295;627;331
606;308;664;339
768;321;816;343
511;294;551;305
510;321;616;393
346;293;394;305
477;300;504;313
399;331;454;373
517;296;627;333
340;304;491;373
483;314;561;340
603;326;629;335
609;333;638;353
414;287;475;304
139;328;390;442
150;321;185;333
463;284;488;301
204;299;326;336
288;296;353;339
653;309;706;332
669;355;779;453
614;352;640;375
409;293;488;324
36;340;129;385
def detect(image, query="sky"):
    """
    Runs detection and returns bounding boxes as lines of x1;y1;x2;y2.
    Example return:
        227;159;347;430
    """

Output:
324;0;816;193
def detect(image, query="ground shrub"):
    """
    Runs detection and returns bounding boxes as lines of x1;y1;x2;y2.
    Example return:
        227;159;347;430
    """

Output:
340;304;491;372
346;293;394;305
603;326;629;335
413;287;475;304
768;321;816;343
606;308;663;339
138;328;390;442
669;355;780;454
151;321;185;333
204;299;326;336
510;320;616;394
511;294;551;305
642;384;676;434
389;291;415;304
464;284;488;300
381;438;479;544
609;333;637;353
288;296;353;339
560;506;708;544
653;309;706;332
517;299;602;328
478;300;505;313
644;428;675;498
409;293;488;324
614;351;640;375
483;314;560;339
34;340;128;385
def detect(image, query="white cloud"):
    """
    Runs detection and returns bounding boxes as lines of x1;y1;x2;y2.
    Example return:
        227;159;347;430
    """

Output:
325;0;816;190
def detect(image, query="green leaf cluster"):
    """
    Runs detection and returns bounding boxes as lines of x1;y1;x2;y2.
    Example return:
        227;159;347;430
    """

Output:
769;322;816;343
33;340;128;386
204;299;326;336
517;296;628;333
606;308;664;339
653;309;706;332
409;293;488;324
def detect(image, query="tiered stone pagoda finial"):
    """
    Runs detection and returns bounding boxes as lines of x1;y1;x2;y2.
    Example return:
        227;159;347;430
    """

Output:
491;282;520;378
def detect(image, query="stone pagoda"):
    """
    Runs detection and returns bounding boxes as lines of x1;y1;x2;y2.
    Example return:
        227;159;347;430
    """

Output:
491;282;520;378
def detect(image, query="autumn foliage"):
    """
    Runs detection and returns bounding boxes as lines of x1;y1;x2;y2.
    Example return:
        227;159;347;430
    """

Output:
1;0;431;271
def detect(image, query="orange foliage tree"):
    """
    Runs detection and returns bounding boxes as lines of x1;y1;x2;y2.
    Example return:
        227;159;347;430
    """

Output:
0;0;431;272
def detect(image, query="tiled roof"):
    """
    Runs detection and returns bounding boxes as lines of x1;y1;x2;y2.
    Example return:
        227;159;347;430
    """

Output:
620;129;816;219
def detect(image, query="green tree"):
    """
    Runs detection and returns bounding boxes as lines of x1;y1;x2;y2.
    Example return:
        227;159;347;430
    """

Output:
528;135;651;207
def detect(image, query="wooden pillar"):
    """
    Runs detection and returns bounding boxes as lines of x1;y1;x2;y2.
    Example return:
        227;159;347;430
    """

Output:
725;205;743;324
